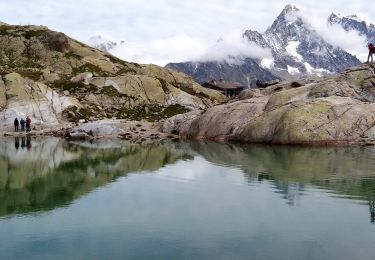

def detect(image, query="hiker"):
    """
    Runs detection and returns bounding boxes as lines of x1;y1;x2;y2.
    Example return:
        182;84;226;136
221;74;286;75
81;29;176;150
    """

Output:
20;118;25;131
26;116;31;132
14;118;19;132
367;43;375;63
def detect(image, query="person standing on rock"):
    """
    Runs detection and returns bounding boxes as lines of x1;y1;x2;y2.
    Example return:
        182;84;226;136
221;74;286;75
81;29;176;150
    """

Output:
367;43;375;63
14;118;19;132
26;116;31;132
20;118;25;131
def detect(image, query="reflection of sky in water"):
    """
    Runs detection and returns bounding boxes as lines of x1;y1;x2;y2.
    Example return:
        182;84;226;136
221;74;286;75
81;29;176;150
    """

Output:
1;140;375;259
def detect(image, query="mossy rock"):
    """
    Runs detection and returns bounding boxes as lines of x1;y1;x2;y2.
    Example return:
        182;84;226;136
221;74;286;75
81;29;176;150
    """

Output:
62;106;94;122
99;85;128;97
23;30;48;40
49;79;97;93
16;70;43;81
72;63;106;76
116;104;190;121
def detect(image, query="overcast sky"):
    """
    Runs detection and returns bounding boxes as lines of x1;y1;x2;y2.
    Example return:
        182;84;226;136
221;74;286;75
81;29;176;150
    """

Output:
0;0;374;65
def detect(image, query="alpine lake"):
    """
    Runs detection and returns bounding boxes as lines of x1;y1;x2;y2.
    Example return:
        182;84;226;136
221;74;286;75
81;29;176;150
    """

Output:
1;137;375;260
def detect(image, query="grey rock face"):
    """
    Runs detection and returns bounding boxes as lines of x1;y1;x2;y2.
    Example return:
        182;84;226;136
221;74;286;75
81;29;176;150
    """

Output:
166;59;279;86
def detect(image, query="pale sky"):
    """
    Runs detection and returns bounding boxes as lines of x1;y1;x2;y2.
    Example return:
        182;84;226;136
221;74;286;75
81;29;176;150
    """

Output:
0;0;374;65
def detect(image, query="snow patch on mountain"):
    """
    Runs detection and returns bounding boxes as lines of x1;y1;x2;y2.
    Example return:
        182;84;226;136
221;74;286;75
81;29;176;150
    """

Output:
285;41;303;62
261;58;274;69
304;62;331;76
287;65;300;75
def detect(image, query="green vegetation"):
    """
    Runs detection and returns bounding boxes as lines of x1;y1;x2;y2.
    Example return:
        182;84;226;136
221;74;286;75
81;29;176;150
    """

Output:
62;106;94;122
158;78;170;94
175;82;210;100
99;85;127;97
16;70;43;81
0;25;47;39
116;104;190;121
115;66;137;75
72;63;106;76
49;79;98;93
65;51;82;60
23;30;47;39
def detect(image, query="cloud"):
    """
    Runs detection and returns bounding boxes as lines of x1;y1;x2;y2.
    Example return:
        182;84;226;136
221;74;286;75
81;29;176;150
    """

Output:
110;34;207;66
1;1;375;64
109;30;272;66
287;8;368;62
196;30;273;64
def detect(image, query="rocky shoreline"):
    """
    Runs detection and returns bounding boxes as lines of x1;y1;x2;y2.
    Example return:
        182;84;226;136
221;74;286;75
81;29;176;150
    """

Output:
2;117;375;147
1;119;180;144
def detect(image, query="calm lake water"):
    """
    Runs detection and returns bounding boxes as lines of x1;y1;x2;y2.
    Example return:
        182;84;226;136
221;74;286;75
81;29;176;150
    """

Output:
1;138;375;260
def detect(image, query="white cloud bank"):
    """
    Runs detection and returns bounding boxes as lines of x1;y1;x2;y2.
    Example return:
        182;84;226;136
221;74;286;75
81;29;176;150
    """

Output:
111;34;206;66
110;30;272;66
197;30;273;65
288;9;369;61
107;8;371;66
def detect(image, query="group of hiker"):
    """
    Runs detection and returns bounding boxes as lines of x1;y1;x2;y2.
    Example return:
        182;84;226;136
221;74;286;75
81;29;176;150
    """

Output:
13;116;32;132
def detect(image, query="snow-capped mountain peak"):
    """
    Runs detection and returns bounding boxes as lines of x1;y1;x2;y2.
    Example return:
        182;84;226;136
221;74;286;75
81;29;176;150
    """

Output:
268;5;301;33
328;13;375;45
87;35;124;52
167;5;360;86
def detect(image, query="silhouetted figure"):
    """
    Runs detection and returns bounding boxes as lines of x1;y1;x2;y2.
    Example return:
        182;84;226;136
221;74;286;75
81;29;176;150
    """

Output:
15;137;20;150
26;116;31;132
21;136;26;149
26;135;32;151
367;43;375;63
14;118;19;132
20;118;25;131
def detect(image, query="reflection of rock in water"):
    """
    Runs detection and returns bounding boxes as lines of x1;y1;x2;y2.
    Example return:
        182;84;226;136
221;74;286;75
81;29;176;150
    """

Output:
189;142;375;208
0;139;194;218
2;139;375;220
369;194;375;224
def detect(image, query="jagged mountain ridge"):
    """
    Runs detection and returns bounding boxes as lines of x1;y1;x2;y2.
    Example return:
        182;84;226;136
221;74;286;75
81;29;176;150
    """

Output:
328;13;375;44
166;5;361;86
87;35;125;52
167;59;279;88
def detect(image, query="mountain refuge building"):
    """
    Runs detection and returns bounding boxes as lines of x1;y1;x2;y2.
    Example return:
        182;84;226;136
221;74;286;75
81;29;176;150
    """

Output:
202;79;246;97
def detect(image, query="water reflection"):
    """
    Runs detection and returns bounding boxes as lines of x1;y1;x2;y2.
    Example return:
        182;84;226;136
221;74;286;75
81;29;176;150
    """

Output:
0;138;193;218
1;139;375;224
188;142;375;223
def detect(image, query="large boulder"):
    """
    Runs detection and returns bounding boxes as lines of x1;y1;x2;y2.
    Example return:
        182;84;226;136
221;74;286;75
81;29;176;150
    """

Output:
162;63;375;145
